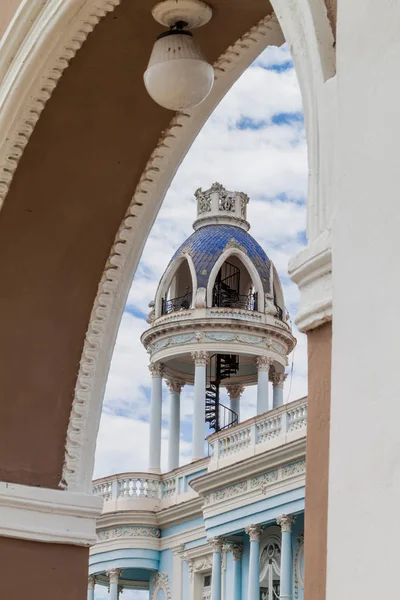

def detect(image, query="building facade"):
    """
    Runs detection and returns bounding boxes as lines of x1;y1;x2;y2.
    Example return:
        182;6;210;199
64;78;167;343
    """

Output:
89;186;305;599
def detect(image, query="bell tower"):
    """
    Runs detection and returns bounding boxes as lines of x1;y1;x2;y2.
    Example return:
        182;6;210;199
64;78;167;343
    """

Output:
141;183;296;473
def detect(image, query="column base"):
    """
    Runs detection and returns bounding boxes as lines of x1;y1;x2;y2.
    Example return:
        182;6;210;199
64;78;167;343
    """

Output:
148;467;161;474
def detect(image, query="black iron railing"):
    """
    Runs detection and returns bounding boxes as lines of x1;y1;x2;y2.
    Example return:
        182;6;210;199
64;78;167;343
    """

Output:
161;291;192;315
218;403;239;431
213;285;258;311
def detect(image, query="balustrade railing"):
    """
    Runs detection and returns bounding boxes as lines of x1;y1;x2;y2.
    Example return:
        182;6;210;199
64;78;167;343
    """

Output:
161;291;192;315
209;398;307;462
93;464;207;505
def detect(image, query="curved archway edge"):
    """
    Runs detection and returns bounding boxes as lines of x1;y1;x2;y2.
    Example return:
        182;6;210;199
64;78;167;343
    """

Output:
0;0;335;492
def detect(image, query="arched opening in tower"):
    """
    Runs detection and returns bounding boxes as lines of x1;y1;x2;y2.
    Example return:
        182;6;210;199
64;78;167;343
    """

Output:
212;256;258;311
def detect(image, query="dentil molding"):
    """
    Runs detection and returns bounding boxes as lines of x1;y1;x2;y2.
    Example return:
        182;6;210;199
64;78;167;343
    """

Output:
0;481;102;545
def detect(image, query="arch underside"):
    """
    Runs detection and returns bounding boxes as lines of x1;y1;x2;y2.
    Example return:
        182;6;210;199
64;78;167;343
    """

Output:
0;0;335;494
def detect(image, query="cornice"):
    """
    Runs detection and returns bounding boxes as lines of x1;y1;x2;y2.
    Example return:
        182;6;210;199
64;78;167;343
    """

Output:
190;438;306;497
0;481;102;545
155;496;204;527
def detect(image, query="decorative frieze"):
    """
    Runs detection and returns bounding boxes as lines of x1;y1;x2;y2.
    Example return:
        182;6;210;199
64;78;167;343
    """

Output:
166;379;185;394
282;460;306;478
276;514;296;532
97;526;161;541
149;362;164;378
245;524;263;541
191;350;209;366
146;330;286;357
204;480;248;505
250;469;279;493
204;459;306;507
188;555;213;581
225;384;245;399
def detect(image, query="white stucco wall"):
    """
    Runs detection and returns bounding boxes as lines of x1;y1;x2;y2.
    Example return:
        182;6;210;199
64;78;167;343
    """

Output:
327;2;400;598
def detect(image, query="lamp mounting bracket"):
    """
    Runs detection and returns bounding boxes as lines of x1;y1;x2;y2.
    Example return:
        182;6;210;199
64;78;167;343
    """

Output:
152;0;212;29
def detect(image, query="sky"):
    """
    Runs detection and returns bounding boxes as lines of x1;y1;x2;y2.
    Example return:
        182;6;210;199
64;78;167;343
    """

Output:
93;43;307;600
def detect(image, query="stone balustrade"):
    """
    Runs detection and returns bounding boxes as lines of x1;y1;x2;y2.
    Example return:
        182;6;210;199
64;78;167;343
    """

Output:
208;398;307;467
93;462;208;513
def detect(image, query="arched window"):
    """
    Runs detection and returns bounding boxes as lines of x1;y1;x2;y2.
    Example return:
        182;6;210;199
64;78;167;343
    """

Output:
212;256;258;311
154;254;196;317
260;535;281;600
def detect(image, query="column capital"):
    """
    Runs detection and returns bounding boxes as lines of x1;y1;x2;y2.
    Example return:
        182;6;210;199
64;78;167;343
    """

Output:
230;543;244;560
106;568;122;584
88;575;96;590
191;350;208;366
226;384;245;399
270;371;287;388
166;378;185;393
245;524;263;541
255;356;273;371
209;536;225;552
149;362;164;378
277;514;296;532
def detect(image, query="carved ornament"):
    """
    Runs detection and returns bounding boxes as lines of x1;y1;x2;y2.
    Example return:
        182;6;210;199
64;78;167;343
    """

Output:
245;524;263;541
255;356;273;371
149;362;164;378
225;384;245;399
276;514;296;532
106;569;122;584
191;350;208;366
166;379;185;394
270;371;287;388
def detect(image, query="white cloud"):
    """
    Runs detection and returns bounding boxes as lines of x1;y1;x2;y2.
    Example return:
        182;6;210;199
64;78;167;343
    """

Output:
95;44;308;482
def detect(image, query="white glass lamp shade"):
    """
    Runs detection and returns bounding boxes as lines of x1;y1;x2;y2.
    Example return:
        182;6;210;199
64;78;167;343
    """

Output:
144;31;214;111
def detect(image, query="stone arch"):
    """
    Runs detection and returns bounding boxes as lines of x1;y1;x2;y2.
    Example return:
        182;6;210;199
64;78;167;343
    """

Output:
154;254;197;318
206;248;266;312
0;0;335;494
151;573;171;600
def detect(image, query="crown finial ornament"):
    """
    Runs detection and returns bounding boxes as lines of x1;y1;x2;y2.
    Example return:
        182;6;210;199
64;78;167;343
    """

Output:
193;183;251;231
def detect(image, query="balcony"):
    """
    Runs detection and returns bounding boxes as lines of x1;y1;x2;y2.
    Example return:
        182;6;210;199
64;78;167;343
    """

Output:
92;459;209;514
207;397;307;470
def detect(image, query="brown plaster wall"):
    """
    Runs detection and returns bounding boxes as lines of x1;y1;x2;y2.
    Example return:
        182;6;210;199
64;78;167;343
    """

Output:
0;0;272;488
0;537;89;600
304;321;332;600
0;0;23;41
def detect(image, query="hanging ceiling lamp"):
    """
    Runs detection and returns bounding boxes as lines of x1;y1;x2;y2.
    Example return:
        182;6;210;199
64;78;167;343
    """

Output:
144;0;214;111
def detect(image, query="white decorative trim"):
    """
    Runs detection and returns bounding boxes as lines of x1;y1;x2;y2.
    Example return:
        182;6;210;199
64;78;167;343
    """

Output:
191;350;209;366
245;524;263;542
294;533;304;598
166;378;185;394
276;513;296;532
288;229;332;332
97;526;161;541
151;572;171;600
149;362;165;378
0;481;102;546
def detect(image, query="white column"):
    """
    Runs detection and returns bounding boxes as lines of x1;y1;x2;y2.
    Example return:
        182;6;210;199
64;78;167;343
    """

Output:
88;575;95;600
245;525;262;600
256;357;272;414
277;515;295;600
226;384;245;424
148;362;164;474
231;544;243;600
166;378;185;471
270;372;287;409
191;351;208;461
106;569;121;600
210;537;224;600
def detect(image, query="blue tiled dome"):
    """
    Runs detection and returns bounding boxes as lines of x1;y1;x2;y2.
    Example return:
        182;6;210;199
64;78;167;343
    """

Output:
170;224;271;293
